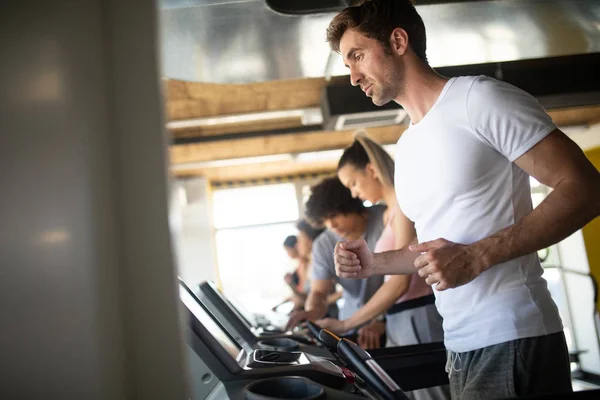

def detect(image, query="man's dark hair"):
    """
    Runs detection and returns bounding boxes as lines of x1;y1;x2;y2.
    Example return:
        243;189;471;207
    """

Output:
326;0;428;63
304;177;365;227
296;220;324;241
283;235;297;248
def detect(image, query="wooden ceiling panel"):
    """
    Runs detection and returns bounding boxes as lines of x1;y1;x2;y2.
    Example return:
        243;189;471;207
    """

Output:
550;105;600;127
165;77;327;120
176;159;338;182
172;117;303;139
164;79;188;100
170;125;407;165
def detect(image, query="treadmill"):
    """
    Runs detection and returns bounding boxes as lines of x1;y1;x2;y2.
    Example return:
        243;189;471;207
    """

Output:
196;280;450;392
180;280;408;399
186;281;600;399
196;281;329;357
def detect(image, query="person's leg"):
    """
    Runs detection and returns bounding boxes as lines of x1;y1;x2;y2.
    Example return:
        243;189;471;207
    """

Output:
448;367;463;400
385;304;444;345
412;303;444;343
450;331;572;400
385;312;416;400
514;331;572;396
386;306;450;400
449;343;516;400
447;352;467;400
411;382;451;400
385;312;418;347
408;305;450;400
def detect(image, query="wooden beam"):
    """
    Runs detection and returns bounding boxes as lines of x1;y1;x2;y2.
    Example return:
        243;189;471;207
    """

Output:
175;159;338;182
165;77;329;120
587;115;600;128
170;125;407;164
549;105;600;127
172;117;303;139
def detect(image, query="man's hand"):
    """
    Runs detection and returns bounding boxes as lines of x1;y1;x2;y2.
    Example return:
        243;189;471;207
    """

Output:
314;318;349;335
357;320;386;349
334;239;374;279
285;309;315;332
410;238;486;291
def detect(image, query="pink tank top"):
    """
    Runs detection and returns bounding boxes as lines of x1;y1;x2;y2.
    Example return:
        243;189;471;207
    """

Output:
374;206;432;304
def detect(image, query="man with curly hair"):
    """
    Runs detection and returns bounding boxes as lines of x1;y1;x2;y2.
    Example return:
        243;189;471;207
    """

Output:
285;177;385;344
328;0;600;399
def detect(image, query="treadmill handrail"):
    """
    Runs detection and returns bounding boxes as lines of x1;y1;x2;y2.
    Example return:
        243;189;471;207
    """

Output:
338;338;410;400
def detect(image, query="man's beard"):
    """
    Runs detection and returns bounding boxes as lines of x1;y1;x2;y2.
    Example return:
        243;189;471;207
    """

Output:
372;67;404;106
372;83;400;106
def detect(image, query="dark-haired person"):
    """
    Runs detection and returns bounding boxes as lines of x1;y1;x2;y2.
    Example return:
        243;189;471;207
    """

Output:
317;133;449;399
282;235;309;294
273;235;311;312
294;219;341;319
328;1;600;399
285;177;385;347
283;235;299;259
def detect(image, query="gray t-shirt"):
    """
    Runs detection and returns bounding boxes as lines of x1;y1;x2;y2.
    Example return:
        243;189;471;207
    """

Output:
311;205;385;322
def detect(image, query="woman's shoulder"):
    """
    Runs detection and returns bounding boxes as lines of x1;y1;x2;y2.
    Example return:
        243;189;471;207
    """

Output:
383;204;401;225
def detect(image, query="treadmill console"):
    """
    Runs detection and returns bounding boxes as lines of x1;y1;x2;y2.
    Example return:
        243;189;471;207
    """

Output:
180;280;366;399
180;285;244;362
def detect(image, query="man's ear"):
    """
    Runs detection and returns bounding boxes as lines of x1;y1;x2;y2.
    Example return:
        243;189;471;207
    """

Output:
389;27;409;55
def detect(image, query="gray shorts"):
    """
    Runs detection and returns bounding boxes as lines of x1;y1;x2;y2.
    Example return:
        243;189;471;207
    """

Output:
386;303;444;347
386;303;450;400
447;331;572;400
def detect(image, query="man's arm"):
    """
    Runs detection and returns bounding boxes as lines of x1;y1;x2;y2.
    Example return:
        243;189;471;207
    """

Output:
373;208;419;275
336;209;414;329
345;275;409;330
336;207;418;278
413;129;600;290
324;209;415;334
285;279;333;330
335;237;418;278
305;279;335;318
478;129;600;266
326;289;342;305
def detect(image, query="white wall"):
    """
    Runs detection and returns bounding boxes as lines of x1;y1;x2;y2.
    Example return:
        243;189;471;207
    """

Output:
0;1;187;398
172;178;218;286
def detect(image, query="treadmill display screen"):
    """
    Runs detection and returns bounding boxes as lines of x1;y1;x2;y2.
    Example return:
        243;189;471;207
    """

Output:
205;281;255;328
180;285;241;360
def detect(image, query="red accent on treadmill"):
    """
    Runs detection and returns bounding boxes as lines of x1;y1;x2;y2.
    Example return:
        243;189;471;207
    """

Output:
339;366;355;384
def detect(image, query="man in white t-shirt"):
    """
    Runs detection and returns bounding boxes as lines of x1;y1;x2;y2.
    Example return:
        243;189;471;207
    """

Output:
327;1;600;399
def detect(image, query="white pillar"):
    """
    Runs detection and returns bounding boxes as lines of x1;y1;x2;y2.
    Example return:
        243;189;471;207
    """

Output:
0;1;187;398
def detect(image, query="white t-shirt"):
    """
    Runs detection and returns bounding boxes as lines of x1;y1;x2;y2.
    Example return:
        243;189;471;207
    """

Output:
394;75;563;353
